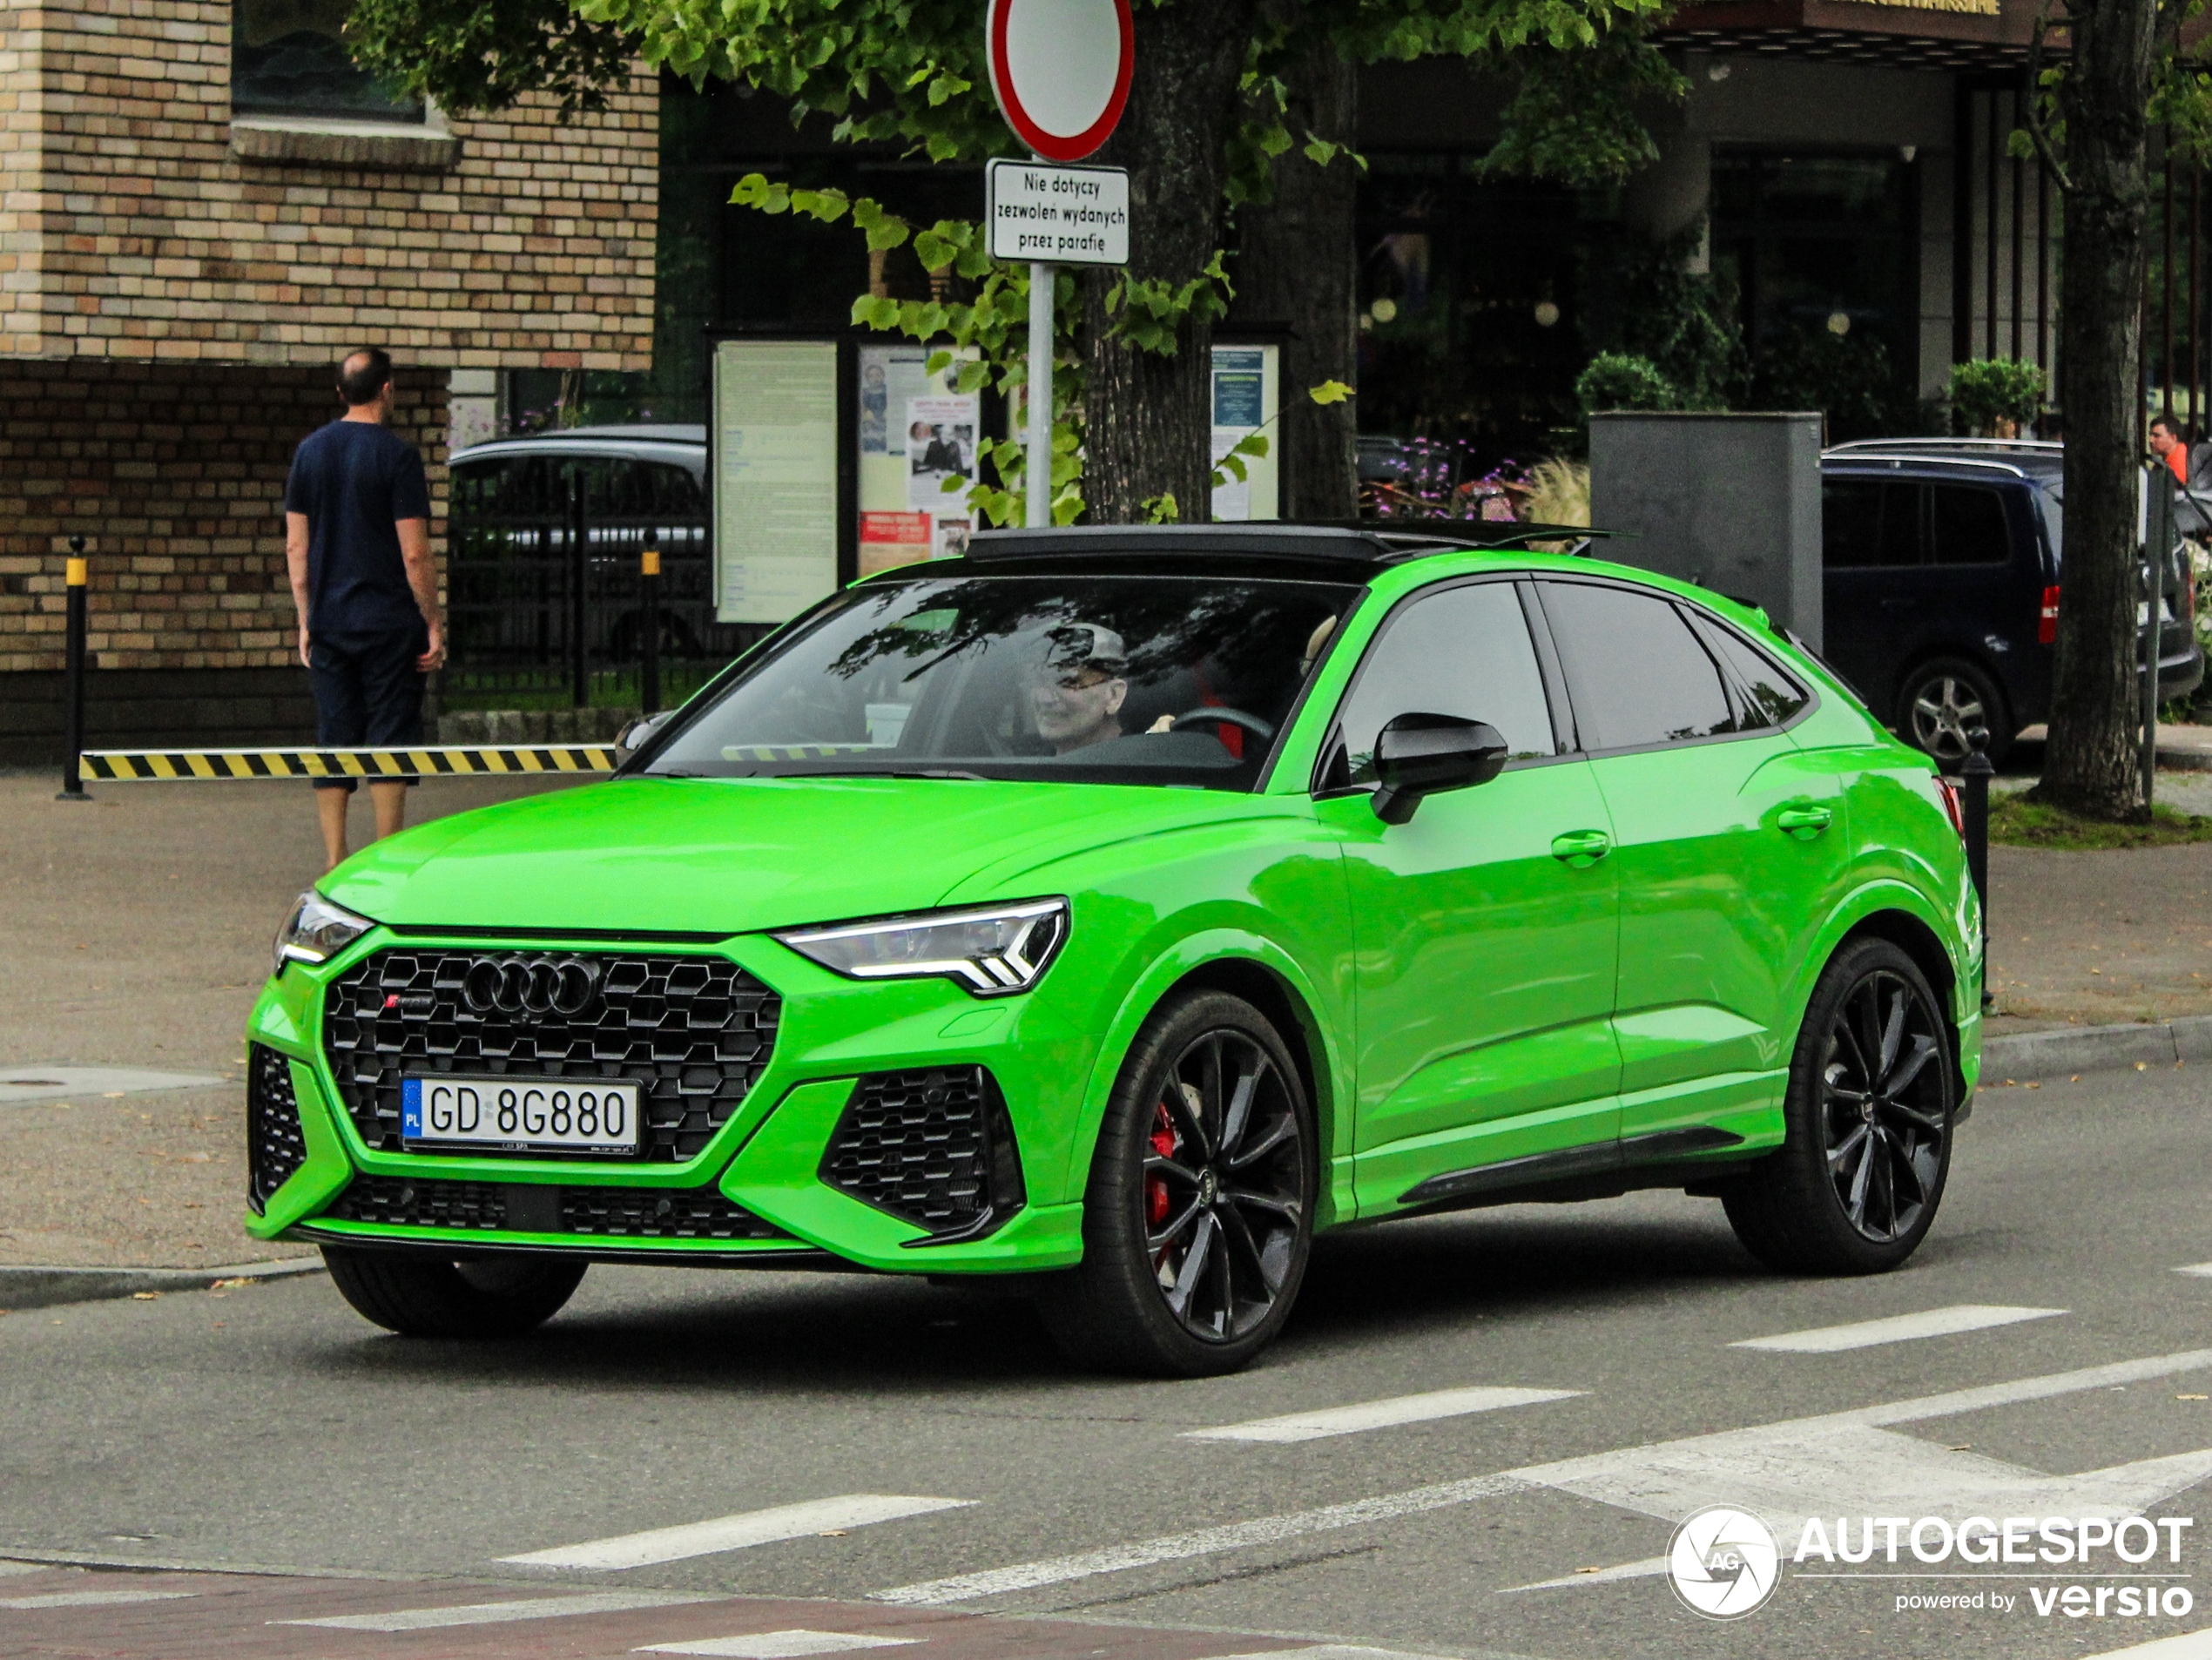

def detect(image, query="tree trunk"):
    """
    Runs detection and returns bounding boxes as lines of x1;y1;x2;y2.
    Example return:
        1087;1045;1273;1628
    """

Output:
1227;32;1359;522
2038;0;2160;818
1081;0;1260;523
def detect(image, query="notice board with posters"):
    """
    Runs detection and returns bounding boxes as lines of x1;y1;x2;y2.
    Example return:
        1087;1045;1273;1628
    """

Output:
856;343;981;575
712;338;842;624
1210;343;1280;522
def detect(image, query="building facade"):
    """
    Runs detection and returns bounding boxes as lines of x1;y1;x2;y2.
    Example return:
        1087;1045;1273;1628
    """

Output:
0;0;658;761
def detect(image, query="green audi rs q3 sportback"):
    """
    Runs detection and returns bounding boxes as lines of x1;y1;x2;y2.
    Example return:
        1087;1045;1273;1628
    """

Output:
246;524;1982;1375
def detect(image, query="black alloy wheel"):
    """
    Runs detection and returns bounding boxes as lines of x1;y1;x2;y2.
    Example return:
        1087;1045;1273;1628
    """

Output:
1819;966;1948;1244
1723;937;1955;1274
1037;989;1315;1375
1141;1028;1307;1344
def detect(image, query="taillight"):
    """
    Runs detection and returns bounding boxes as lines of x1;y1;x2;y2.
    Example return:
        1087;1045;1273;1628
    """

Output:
2038;584;2060;644
1935;777;1966;839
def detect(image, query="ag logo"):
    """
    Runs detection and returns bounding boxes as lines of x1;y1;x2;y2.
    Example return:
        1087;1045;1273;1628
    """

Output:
1667;1505;1781;1620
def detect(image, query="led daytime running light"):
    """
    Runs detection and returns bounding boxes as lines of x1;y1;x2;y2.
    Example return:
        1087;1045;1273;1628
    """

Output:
777;898;1069;997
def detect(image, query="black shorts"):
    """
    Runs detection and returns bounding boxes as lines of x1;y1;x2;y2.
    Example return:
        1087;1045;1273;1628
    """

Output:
309;625;427;792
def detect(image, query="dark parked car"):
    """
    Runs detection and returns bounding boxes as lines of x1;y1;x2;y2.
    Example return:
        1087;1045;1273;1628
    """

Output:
1821;438;2203;765
445;424;738;700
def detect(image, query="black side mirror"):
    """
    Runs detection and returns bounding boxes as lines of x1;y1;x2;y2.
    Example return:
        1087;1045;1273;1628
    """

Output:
1369;713;1509;825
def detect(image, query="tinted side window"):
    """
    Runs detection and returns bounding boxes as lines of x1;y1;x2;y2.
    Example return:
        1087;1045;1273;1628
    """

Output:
1823;480;1885;568
1541;583;1735;750
1335;583;1556;782
1825;479;1925;567
1928;484;2012;565
1691;613;1811;729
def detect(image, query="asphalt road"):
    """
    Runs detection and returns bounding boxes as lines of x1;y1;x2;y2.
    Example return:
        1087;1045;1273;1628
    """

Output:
5;1064;2212;1660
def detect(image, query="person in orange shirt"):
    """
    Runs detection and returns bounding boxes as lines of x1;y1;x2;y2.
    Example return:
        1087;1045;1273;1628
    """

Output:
2150;415;2189;483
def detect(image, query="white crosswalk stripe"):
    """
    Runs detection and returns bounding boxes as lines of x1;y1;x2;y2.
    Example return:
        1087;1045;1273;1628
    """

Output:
502;1495;975;1571
0;1589;197;1609
874;1346;2212;1607
1183;1387;1582;1444
282;1590;724;1630
1730;1304;2067;1353
635;1634;922;1657
2173;1264;2212;1278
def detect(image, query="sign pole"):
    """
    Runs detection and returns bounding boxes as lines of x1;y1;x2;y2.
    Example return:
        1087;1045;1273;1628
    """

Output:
1026;260;1054;528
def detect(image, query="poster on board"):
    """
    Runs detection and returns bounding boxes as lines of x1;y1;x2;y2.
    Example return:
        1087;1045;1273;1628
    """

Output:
713;339;839;624
857;344;978;573
1209;343;1279;523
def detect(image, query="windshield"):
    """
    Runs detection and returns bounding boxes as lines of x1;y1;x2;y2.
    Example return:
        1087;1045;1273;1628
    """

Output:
645;572;1360;789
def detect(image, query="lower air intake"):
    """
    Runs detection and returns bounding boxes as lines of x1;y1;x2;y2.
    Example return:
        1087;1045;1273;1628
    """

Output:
819;1065;1025;1244
247;1044;309;1212
318;1174;793;1242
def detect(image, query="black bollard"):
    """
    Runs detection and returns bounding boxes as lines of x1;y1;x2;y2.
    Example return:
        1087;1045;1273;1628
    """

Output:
1961;725;1994;1009
57;536;90;803
640;526;661;717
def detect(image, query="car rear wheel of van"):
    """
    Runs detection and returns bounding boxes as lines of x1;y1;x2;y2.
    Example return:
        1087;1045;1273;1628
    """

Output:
1722;937;1955;1275
1898;656;2011;767
1036;990;1316;1378
321;1245;587;1337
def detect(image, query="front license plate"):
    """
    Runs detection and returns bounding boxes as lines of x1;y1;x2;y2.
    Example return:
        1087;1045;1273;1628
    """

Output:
401;1076;641;1157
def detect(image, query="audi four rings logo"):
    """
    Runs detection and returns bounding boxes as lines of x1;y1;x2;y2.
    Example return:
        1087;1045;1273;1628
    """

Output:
459;956;601;1020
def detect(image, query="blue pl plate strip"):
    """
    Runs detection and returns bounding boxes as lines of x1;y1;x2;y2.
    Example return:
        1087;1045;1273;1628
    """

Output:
401;1077;422;1139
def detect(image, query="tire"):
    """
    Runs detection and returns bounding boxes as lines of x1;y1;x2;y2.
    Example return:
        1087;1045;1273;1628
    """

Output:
321;1245;587;1338
1723;938;1956;1275
1035;990;1316;1377
1897;656;2012;768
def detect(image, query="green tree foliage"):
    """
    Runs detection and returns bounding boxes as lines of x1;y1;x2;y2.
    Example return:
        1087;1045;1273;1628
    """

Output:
1580;223;1743;412
347;0;635;116
1575;351;1678;413
354;0;1685;518
1946;356;2047;435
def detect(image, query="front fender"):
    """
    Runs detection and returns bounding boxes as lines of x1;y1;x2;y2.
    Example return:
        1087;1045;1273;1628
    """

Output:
1060;923;1357;1234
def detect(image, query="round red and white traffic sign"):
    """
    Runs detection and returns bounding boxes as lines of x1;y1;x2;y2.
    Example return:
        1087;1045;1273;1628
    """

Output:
985;0;1133;163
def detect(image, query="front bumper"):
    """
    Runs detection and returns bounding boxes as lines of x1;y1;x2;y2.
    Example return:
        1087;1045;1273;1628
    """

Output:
243;928;1091;1274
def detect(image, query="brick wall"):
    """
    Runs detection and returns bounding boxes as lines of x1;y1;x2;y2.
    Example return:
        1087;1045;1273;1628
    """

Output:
0;360;448;676
3;0;657;370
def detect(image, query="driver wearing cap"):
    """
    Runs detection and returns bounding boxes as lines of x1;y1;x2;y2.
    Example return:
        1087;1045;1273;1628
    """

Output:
1026;623;1130;754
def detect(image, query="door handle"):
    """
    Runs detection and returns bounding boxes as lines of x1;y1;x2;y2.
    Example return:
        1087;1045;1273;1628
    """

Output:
1550;828;1612;866
1777;803;1834;838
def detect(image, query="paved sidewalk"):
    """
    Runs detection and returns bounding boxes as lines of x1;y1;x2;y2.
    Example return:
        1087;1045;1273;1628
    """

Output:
0;772;567;1269
4;762;2210;1272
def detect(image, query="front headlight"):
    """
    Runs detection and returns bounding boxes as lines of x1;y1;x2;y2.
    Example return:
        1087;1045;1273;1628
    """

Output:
273;891;374;974
775;898;1069;997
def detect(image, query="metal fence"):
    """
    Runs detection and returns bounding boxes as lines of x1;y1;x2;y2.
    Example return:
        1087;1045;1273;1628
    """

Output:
445;450;759;710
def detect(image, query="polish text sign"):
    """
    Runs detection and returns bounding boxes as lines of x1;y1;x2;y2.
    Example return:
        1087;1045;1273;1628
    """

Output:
986;159;1130;266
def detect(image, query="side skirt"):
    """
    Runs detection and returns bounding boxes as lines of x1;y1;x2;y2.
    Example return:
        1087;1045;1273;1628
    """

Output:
1393;1126;1750;1218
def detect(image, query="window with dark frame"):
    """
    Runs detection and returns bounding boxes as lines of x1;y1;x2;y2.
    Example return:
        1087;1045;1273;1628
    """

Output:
232;0;423;122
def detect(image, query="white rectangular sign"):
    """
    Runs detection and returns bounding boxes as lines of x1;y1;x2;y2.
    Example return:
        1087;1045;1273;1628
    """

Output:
713;338;839;624
986;159;1129;266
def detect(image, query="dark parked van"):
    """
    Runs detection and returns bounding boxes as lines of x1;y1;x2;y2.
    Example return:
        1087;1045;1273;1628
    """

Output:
1820;439;2202;764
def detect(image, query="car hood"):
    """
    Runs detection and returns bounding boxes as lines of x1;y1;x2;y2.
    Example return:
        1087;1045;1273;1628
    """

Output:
322;776;1258;936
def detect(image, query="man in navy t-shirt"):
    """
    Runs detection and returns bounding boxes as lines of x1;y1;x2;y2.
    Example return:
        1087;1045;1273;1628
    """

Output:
285;348;443;870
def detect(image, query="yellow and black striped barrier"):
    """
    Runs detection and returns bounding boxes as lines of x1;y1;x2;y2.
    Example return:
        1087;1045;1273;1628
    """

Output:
80;745;621;781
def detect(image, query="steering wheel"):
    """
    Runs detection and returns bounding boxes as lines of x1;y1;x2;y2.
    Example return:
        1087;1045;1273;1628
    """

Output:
1169;707;1276;741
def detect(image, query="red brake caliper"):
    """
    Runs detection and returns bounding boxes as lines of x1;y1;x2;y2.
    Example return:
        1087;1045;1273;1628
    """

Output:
1147;1101;1177;1228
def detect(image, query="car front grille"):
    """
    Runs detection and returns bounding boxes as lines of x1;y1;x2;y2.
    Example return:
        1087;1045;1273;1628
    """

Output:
321;948;780;1162
247;1043;309;1212
819;1065;1025;1240
317;1174;794;1242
